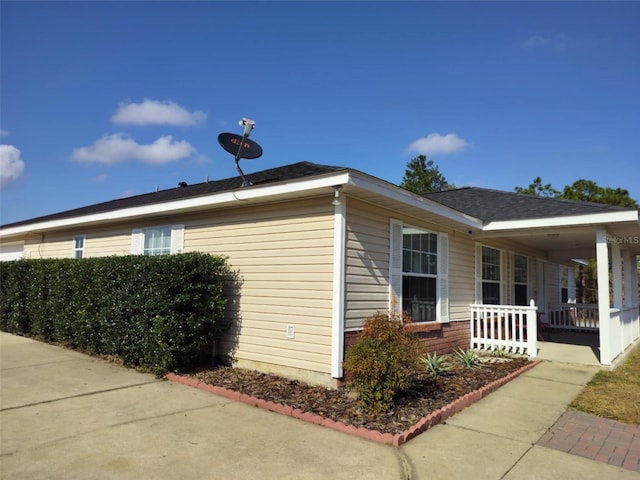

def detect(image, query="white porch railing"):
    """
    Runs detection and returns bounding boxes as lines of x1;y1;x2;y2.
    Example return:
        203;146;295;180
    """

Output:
548;304;599;331
613;305;640;359
470;302;538;357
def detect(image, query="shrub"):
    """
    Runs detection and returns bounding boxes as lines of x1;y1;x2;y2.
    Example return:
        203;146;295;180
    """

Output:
453;348;482;368
343;311;421;415
422;352;451;378
0;252;230;376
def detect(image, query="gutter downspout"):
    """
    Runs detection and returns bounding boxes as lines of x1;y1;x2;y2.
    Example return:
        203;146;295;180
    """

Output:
331;190;346;379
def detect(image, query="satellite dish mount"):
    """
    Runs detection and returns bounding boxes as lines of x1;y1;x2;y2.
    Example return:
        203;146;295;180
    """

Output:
217;117;263;187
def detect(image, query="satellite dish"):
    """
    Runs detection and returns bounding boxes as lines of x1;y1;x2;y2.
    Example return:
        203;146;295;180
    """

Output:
217;133;263;159
217;117;263;187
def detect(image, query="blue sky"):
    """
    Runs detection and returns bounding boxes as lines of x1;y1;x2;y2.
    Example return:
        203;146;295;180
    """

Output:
1;1;639;225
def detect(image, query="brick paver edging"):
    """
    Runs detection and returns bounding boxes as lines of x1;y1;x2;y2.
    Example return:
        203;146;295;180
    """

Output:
166;359;541;447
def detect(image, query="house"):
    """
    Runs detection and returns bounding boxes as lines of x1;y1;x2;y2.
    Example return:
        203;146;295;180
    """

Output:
1;161;639;387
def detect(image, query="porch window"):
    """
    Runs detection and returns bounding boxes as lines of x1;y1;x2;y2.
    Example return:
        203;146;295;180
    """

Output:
481;246;501;304
513;254;528;306
131;225;184;255
560;265;569;303
389;220;449;323
73;235;85;259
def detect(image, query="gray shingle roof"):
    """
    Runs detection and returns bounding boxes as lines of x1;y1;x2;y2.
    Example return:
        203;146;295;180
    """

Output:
422;187;630;223
1;161;347;229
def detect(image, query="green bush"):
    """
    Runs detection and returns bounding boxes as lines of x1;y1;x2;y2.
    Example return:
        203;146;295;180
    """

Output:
343;311;422;415
0;252;230;376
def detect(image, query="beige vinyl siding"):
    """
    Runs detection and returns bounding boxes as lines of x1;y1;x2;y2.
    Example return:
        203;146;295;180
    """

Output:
447;234;476;321
183;198;335;377
23;225;143;259
344;199;390;329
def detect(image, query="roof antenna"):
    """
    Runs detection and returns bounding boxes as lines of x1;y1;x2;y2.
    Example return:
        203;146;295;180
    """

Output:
217;117;263;187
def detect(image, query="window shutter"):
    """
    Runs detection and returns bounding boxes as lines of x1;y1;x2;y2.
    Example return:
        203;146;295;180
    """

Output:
437;233;449;323
170;224;184;254
389;219;403;315
131;229;144;255
475;243;482;303
501;250;508;305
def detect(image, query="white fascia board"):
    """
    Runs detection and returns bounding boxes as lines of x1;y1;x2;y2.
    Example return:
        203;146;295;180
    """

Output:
347;173;484;230
0;172;353;238
482;210;639;231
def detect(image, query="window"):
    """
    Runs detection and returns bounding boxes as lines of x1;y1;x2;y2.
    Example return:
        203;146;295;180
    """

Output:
481;246;501;304
73;235;85;258
402;227;438;322
513;254;528;306
143;227;172;255
560;266;569;303
390;220;448;323
131;225;184;255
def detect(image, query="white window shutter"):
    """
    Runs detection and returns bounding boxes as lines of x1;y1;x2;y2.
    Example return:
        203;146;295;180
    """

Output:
170;224;184;254
131;229;144;255
475;243;482;303
500;250;508;305
437;233;449;323
389;219;403;315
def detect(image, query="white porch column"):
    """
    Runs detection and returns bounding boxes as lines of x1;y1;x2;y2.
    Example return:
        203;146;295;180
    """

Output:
596;229;612;365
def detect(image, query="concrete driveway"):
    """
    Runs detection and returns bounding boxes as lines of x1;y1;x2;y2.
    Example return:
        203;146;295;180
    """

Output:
2;332;637;479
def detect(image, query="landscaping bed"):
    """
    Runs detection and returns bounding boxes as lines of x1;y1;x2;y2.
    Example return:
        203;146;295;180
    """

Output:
185;355;532;436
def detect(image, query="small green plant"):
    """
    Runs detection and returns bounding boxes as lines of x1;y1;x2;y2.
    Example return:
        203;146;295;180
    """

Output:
491;347;510;358
453;348;482;368
343;312;422;416
422;352;450;378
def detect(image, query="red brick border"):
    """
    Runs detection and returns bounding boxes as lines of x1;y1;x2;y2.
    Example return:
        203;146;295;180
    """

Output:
166;359;541;446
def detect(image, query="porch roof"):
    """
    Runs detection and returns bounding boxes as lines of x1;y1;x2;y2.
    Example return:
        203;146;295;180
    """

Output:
423;187;640;259
422;187;632;222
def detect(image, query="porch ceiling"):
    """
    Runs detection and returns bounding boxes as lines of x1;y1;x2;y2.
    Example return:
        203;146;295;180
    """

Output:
474;221;640;261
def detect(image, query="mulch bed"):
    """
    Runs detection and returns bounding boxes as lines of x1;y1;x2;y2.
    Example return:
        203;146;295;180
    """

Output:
186;356;532;435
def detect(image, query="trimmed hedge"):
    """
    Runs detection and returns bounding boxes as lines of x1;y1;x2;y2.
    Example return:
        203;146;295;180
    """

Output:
0;252;230;376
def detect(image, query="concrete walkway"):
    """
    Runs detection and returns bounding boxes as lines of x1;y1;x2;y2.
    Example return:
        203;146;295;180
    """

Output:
1;332;638;479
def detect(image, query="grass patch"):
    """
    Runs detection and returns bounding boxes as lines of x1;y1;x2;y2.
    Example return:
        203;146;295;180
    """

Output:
569;343;640;425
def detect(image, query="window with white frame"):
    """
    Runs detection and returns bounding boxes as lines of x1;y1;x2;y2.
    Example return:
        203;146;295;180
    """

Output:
73;235;85;258
389;220;449;323
131;225;184;256
481;246;501;305
560;265;569;303
513;254;528;306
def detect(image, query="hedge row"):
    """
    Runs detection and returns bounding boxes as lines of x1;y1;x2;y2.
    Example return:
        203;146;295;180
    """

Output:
0;252;230;376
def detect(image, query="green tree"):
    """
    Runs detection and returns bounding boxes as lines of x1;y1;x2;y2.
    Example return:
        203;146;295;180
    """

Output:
400;155;454;194
515;177;638;208
561;179;638;208
514;176;560;197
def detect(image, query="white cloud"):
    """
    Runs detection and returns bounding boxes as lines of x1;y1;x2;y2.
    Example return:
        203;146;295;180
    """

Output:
71;133;196;165
0;145;25;189
405;133;469;156
0;130;9;137
111;98;207;126
92;173;109;182
523;34;569;52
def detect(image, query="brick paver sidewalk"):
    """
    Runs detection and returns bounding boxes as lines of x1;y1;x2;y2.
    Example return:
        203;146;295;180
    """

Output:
537;410;640;472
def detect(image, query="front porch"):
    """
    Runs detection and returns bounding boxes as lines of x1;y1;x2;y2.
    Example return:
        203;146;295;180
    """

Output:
470;302;640;365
